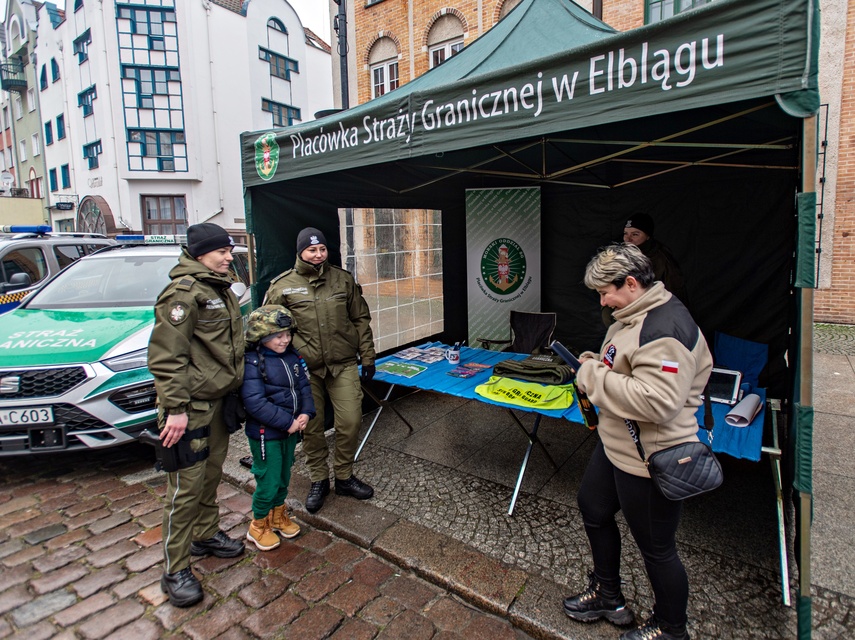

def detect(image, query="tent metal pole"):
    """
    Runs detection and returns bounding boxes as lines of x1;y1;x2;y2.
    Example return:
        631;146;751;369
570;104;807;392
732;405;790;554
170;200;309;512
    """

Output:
798;113;817;636
549;139;793;151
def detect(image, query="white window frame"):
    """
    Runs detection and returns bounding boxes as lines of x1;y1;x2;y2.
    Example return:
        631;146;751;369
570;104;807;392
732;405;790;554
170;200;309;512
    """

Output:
27;88;36;112
13;96;23;120
18;139;27;162
429;39;464;69
31;133;40;157
370;59;399;99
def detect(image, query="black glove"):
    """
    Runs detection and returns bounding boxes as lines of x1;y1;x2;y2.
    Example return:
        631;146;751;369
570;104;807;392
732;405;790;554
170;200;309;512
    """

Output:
361;364;375;381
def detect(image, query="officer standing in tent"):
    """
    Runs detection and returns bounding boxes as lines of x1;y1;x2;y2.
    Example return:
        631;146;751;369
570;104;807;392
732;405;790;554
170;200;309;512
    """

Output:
148;222;246;608
265;227;376;514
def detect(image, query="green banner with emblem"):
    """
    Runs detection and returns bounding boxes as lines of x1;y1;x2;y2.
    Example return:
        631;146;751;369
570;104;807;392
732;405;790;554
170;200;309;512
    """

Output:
465;187;541;346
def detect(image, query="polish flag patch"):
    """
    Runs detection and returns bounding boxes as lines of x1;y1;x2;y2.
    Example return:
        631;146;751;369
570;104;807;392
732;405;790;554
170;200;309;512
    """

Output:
662;360;680;373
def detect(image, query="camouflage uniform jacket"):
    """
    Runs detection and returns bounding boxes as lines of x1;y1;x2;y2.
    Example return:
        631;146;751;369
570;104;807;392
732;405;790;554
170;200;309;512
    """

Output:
148;249;245;414
265;257;375;377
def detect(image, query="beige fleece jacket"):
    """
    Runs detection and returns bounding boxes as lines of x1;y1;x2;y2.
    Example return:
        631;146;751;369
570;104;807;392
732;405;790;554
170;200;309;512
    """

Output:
577;282;713;477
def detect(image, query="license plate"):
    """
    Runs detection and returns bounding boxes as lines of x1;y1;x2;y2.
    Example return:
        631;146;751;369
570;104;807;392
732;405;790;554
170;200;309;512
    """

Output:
0;407;55;426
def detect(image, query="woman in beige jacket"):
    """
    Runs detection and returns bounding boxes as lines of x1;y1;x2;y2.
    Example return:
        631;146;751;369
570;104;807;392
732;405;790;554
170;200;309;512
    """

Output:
563;243;713;640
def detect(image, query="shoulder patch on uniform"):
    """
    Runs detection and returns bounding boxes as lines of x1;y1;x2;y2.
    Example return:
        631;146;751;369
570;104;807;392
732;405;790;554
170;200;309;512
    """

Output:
175;277;196;291
168;302;189;325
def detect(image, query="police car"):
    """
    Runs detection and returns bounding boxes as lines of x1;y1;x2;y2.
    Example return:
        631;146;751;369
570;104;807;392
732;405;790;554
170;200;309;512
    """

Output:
0;236;252;455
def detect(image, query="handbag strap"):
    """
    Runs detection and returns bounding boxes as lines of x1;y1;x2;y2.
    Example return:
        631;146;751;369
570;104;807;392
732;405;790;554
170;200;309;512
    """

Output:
623;381;716;464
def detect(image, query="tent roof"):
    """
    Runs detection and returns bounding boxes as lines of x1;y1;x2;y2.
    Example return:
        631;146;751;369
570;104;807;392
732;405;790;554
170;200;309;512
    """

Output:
241;0;818;189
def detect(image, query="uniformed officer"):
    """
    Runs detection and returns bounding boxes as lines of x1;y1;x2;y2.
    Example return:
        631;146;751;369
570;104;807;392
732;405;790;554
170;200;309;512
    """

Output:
265;227;376;514
148;222;246;607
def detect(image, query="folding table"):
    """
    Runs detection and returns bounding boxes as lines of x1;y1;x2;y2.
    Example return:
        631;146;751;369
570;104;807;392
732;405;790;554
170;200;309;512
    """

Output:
358;342;584;515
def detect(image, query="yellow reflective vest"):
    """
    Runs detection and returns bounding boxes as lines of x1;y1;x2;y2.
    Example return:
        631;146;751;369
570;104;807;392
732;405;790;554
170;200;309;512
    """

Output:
474;375;575;410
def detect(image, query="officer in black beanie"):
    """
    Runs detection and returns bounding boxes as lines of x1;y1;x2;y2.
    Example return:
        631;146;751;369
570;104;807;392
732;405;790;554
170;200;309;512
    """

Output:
148;221;245;607
265;226;376;514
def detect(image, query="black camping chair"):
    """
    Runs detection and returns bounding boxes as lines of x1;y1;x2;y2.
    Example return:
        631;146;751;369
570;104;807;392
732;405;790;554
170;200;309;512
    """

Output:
477;310;557;354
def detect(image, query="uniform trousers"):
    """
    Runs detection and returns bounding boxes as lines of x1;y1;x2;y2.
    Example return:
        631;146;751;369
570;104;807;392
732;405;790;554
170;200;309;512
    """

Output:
303;363;363;482
578;439;689;629
161;398;228;574
248;433;298;519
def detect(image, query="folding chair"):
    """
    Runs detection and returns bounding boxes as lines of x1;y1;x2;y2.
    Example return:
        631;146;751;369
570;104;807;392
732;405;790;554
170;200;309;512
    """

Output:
477;310;557;354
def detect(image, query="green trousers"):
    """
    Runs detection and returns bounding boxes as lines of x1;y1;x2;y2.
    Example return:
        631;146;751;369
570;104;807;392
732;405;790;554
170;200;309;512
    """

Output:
304;363;363;482
161;398;228;574
248;434;298;519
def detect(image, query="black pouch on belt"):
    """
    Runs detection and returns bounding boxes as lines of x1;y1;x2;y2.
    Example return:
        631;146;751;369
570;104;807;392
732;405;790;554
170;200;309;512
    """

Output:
223;391;247;434
139;426;210;472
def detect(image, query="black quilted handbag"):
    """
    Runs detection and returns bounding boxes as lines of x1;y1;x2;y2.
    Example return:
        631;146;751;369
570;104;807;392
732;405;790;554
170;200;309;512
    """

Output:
623;385;723;501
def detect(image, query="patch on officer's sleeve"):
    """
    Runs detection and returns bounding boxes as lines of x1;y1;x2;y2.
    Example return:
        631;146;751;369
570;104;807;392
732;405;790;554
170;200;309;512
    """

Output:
168;302;189;324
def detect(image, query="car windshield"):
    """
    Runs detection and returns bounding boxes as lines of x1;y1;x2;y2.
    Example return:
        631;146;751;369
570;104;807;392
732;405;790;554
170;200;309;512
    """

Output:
26;254;176;309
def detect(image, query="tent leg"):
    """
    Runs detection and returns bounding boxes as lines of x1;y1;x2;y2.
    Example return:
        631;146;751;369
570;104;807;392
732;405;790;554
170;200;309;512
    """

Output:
762;398;791;606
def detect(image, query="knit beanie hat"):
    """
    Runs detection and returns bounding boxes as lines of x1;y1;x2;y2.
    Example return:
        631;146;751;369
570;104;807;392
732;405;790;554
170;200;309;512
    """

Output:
624;213;654;237
186;223;233;258
296;227;327;255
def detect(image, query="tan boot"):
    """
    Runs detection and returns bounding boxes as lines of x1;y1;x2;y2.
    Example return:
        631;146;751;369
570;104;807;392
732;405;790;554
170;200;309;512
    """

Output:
270;504;300;539
247;516;280;551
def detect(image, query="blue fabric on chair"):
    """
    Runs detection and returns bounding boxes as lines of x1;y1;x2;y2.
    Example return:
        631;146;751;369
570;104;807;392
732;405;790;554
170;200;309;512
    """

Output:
714;332;769;389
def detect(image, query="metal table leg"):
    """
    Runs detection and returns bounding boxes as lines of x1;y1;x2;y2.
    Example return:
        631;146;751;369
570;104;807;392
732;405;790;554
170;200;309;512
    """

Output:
356;383;416;461
762;398;791;607
507;413;559;516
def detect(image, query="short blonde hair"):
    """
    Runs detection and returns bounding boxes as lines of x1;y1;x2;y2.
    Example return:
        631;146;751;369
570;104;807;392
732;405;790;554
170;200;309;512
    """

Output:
583;243;655;290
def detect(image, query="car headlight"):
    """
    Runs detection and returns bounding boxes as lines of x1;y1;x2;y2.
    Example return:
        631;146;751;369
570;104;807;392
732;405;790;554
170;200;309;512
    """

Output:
103;348;149;372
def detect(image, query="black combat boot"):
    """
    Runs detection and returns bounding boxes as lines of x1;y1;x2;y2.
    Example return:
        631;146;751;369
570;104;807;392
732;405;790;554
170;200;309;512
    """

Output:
563;571;635;626
620;613;690;640
161;568;203;607
306;478;330;513
335;475;374;500
190;530;245;558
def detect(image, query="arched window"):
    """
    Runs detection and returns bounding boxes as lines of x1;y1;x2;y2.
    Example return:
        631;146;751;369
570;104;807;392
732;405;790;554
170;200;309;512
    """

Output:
39;65;48;90
267;17;289;56
427;15;464;68
368;37;399;98
267;18;287;33
499;0;523;19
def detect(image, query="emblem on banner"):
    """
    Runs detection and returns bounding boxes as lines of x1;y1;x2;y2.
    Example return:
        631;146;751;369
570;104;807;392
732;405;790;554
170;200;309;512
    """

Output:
255;132;280;181
481;238;526;295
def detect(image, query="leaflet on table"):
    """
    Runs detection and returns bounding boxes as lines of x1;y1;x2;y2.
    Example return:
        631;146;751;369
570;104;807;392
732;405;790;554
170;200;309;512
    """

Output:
376;361;428;378
392;346;446;364
446;363;492;378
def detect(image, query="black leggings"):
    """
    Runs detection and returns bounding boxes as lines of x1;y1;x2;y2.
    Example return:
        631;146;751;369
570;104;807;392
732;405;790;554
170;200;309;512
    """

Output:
577;440;688;628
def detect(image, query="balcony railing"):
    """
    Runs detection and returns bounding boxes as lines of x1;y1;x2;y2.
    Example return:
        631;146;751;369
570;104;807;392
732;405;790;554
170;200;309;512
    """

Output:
0;62;27;93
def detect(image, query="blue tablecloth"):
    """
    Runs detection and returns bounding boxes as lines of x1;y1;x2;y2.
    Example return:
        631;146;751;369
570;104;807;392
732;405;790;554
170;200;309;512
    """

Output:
695;388;766;462
371;342;765;461
372;342;583;422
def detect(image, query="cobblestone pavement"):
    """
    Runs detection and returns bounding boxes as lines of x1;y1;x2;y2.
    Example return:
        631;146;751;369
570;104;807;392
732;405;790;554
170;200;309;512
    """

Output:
0;447;532;640
2;324;853;639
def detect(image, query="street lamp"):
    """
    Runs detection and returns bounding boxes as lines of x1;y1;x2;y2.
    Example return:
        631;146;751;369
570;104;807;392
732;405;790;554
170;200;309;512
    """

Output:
332;0;349;109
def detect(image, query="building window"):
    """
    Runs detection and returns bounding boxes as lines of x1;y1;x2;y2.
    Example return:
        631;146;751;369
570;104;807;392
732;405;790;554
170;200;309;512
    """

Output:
122;67;180;109
369;37;400;98
40;66;48;90
258;48;299;81
61;164;70;189
142;195;187;235
83;140;102;169
128;129;185;172
267;18;286;33
116;6;176;35
51;58;60;82
73;29;92;64
647;0;715;22
427;14;464;68
27;89;36;112
13;96;22;120
18;140;27;162
56;114;66;139
74;0;83;12
261;99;300;127
31;134;40;157
44;121;53;146
49;168;58;192
78;86;97;117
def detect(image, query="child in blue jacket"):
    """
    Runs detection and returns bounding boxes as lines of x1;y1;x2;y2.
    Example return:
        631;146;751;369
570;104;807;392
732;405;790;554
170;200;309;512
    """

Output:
241;305;315;551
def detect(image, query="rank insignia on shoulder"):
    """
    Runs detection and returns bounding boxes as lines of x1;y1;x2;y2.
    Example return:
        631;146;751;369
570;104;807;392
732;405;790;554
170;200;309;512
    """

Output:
169;303;188;324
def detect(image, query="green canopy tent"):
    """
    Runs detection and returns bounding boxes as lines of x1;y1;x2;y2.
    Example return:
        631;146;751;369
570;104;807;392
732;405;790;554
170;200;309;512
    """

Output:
240;0;818;635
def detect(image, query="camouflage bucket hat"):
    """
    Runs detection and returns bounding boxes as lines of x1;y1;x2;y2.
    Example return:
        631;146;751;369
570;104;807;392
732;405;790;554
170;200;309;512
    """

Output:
245;305;295;345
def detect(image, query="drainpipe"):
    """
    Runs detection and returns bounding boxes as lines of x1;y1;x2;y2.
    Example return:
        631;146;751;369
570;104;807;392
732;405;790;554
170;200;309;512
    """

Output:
202;0;226;219
333;0;348;109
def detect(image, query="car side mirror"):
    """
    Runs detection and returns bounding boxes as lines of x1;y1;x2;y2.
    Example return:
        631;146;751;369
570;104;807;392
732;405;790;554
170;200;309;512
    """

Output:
230;282;247;298
5;273;32;292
